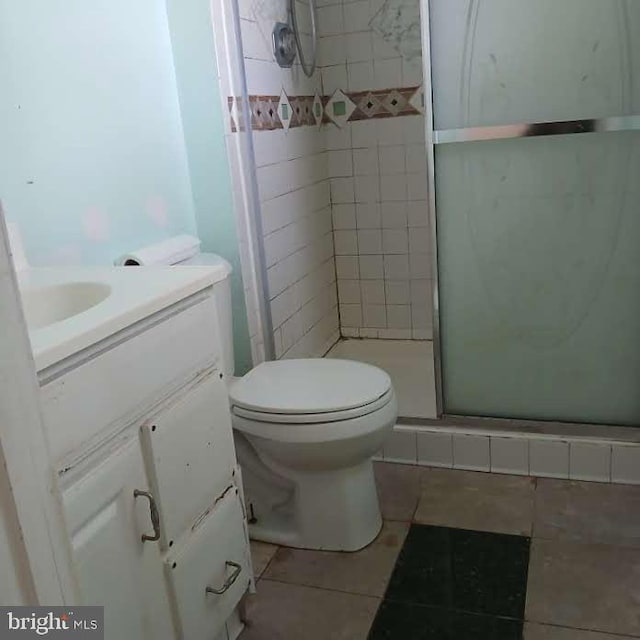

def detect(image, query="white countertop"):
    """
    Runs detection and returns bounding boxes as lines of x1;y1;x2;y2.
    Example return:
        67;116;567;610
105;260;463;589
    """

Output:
19;265;227;372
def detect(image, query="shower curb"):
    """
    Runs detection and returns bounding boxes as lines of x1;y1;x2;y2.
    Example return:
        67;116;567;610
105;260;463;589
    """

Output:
375;423;640;485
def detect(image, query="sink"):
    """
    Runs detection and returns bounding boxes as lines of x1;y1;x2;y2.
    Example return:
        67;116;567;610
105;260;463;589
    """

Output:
21;282;112;330
20;265;225;371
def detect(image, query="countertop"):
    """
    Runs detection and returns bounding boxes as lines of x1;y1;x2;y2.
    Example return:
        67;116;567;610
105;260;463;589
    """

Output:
19;265;227;372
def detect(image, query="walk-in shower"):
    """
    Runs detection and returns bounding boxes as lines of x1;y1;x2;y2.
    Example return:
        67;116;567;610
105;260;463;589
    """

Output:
225;0;640;437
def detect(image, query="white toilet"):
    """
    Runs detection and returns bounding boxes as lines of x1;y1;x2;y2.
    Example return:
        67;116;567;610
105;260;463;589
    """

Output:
180;252;397;552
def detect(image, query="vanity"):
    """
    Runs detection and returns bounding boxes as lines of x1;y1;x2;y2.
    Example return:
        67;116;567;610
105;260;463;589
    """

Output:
22;265;253;640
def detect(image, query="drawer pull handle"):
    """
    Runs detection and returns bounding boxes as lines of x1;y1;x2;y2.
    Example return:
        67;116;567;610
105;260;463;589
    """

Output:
206;561;242;595
134;489;161;543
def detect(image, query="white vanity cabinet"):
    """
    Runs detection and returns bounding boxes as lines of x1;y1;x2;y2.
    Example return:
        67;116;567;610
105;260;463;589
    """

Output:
63;441;175;639
42;289;252;640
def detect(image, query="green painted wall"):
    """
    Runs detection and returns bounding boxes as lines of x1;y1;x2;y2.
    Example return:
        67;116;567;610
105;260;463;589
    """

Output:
0;0;252;374
0;0;196;265
166;0;252;375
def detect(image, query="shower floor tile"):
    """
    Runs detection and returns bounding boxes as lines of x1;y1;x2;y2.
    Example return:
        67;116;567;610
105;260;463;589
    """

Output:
325;339;437;419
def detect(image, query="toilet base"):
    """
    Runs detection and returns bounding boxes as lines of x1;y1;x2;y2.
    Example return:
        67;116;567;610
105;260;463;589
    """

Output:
247;458;382;552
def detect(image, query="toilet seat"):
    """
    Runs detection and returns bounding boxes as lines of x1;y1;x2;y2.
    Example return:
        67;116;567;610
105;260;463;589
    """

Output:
233;387;394;424
229;358;392;416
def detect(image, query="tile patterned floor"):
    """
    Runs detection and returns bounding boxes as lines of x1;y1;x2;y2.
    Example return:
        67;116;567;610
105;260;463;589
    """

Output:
241;463;640;639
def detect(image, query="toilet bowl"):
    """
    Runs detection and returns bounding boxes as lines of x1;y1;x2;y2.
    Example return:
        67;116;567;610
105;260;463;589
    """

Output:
176;251;397;551
230;358;397;551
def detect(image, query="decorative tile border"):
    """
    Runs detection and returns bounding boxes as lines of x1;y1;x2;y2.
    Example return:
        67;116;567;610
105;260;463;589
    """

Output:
229;85;423;132
348;87;421;121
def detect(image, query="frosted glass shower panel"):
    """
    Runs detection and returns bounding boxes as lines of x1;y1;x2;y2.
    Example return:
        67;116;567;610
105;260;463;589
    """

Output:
429;0;640;129
436;132;640;424
431;0;640;424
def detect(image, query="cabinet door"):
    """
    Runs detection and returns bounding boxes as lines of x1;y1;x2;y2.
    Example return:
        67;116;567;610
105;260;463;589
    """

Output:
63;442;174;640
140;372;236;548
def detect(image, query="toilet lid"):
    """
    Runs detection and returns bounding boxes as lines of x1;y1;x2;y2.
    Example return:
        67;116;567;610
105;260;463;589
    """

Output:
229;359;392;415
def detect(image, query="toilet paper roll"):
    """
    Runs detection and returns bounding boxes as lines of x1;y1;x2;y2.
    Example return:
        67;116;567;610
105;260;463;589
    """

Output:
115;235;201;266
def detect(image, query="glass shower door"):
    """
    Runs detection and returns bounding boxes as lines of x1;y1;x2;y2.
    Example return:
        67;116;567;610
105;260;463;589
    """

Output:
429;0;640;425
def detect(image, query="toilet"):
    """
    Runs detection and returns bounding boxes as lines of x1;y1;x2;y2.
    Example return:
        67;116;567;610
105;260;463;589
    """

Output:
179;252;397;551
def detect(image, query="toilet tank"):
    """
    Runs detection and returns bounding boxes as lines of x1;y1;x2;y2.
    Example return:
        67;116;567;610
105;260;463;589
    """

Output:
179;253;235;377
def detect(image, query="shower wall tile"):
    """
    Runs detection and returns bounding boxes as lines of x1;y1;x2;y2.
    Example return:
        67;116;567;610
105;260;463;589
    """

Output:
387;304;411;329
316;0;431;339
382;229;408;254
327;149;354;177
378;328;412;339
340;303;362;327
361;280;386;305
238;0;339;360
384;255;410;280
356;203;382;229
385;280;410;304
357;229;383;254
381;203;408;228
359;255;384;279
319;36;347;67
363;304;387;328
334;230;358;255
331;177;356;203
335;255;359;279
407;201;429;228
332;203;357;229
353;148;379;175
317;4;344;36
338;279;361;304
234;0;430;347
343;1;371;32
347;32;373;63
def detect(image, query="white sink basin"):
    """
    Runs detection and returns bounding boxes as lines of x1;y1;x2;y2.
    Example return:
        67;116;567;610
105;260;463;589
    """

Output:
21;282;112;330
20;266;227;372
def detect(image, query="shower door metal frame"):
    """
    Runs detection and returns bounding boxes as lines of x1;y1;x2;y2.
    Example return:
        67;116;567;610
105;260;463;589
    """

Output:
420;0;640;432
421;0;445;417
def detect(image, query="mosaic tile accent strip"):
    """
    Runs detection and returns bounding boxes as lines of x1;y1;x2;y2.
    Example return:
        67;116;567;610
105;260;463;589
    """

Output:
229;85;423;132
228;95;281;132
278;90;292;131
312;93;323;128
325;89;357;128
349;86;421;121
289;95;317;127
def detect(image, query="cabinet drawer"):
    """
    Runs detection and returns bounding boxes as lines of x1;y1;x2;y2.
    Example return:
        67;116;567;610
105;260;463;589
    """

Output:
140;372;236;547
43;294;219;463
165;486;251;640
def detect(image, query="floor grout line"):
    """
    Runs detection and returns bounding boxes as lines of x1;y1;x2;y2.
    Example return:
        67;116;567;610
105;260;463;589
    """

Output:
524;620;640;639
256;575;383;601
248;463;640;638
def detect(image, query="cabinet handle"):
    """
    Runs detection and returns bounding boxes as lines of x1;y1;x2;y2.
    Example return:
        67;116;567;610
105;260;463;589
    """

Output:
133;489;161;543
206;561;242;595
